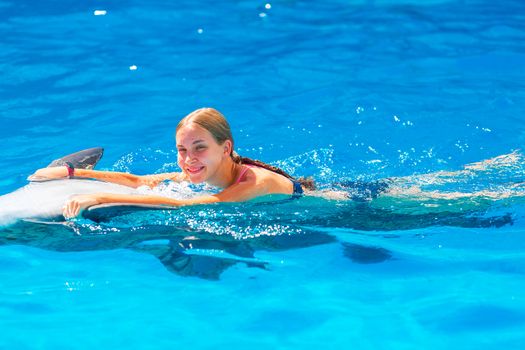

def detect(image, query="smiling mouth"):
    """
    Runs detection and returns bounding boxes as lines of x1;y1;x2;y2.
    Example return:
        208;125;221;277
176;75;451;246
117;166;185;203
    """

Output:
186;166;205;175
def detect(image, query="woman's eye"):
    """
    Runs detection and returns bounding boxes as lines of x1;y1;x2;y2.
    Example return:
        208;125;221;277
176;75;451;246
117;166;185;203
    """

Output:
196;146;206;151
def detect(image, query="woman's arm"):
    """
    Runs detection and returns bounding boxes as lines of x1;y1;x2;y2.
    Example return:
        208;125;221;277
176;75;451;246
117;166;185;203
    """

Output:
63;192;220;218
29;166;185;188
75;169;143;187
138;172;187;188
63;178;266;218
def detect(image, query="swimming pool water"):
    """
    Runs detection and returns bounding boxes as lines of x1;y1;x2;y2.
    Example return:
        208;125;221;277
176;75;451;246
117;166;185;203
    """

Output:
1;0;525;348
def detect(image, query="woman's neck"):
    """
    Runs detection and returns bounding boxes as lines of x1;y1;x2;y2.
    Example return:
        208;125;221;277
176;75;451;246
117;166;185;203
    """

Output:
207;157;243;189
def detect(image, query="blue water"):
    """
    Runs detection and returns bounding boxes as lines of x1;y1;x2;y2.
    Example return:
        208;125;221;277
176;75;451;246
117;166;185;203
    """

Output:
2;0;525;348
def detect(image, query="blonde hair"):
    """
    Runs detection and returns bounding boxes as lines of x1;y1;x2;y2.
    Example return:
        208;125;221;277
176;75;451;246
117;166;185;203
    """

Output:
176;108;315;190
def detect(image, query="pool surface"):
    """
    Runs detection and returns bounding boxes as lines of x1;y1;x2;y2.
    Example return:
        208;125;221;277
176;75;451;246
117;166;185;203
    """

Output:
1;0;525;348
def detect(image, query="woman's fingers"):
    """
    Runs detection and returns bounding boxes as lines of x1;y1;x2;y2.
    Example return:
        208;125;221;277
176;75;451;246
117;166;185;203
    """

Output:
29;166;69;182
63;195;98;219
63;201;73;218
69;201;74;217
63;200;79;219
73;201;80;217
27;175;49;182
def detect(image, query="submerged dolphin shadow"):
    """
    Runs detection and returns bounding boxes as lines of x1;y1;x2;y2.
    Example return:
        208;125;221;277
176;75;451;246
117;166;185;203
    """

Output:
0;219;341;280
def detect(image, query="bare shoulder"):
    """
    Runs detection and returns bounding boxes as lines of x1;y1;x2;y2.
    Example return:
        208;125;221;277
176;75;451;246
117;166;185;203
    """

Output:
244;166;293;194
239;166;275;188
214;167;268;202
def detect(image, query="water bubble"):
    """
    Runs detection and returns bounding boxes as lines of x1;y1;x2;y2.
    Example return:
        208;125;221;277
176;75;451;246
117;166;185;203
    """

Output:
129;65;138;71
265;3;272;9
93;10;107;16
259;12;267;18
197;28;203;34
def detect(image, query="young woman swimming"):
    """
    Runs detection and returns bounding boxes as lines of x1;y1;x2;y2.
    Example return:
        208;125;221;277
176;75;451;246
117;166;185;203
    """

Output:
30;108;315;218
30;107;525;219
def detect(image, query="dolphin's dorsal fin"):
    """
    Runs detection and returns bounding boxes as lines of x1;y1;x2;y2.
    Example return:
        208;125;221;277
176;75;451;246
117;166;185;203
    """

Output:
47;147;104;169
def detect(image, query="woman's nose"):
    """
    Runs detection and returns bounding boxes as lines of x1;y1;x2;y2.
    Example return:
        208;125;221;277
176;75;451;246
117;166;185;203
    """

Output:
185;151;197;163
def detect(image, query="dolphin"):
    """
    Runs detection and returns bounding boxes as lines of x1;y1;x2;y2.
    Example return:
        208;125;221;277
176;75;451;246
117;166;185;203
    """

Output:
0;148;515;279
0;147;339;279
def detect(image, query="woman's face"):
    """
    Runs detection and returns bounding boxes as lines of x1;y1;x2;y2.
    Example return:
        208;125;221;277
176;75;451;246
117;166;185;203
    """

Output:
176;123;230;184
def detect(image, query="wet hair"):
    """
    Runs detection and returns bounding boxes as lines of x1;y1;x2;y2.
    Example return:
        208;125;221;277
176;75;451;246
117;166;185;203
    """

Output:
176;108;316;190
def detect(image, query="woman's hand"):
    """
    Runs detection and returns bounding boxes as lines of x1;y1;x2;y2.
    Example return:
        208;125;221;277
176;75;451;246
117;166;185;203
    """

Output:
28;166;68;182
63;194;100;219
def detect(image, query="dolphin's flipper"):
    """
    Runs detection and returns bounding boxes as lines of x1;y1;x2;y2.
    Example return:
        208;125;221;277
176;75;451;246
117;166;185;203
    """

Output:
47;147;104;169
132;238;266;280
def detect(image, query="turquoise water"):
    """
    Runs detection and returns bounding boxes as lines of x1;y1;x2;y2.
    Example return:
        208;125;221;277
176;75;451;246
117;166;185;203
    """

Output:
2;0;525;348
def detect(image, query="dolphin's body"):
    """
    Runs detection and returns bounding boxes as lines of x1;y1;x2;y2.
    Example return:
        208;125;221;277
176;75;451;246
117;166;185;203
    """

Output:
0;179;139;226
0;148;515;279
